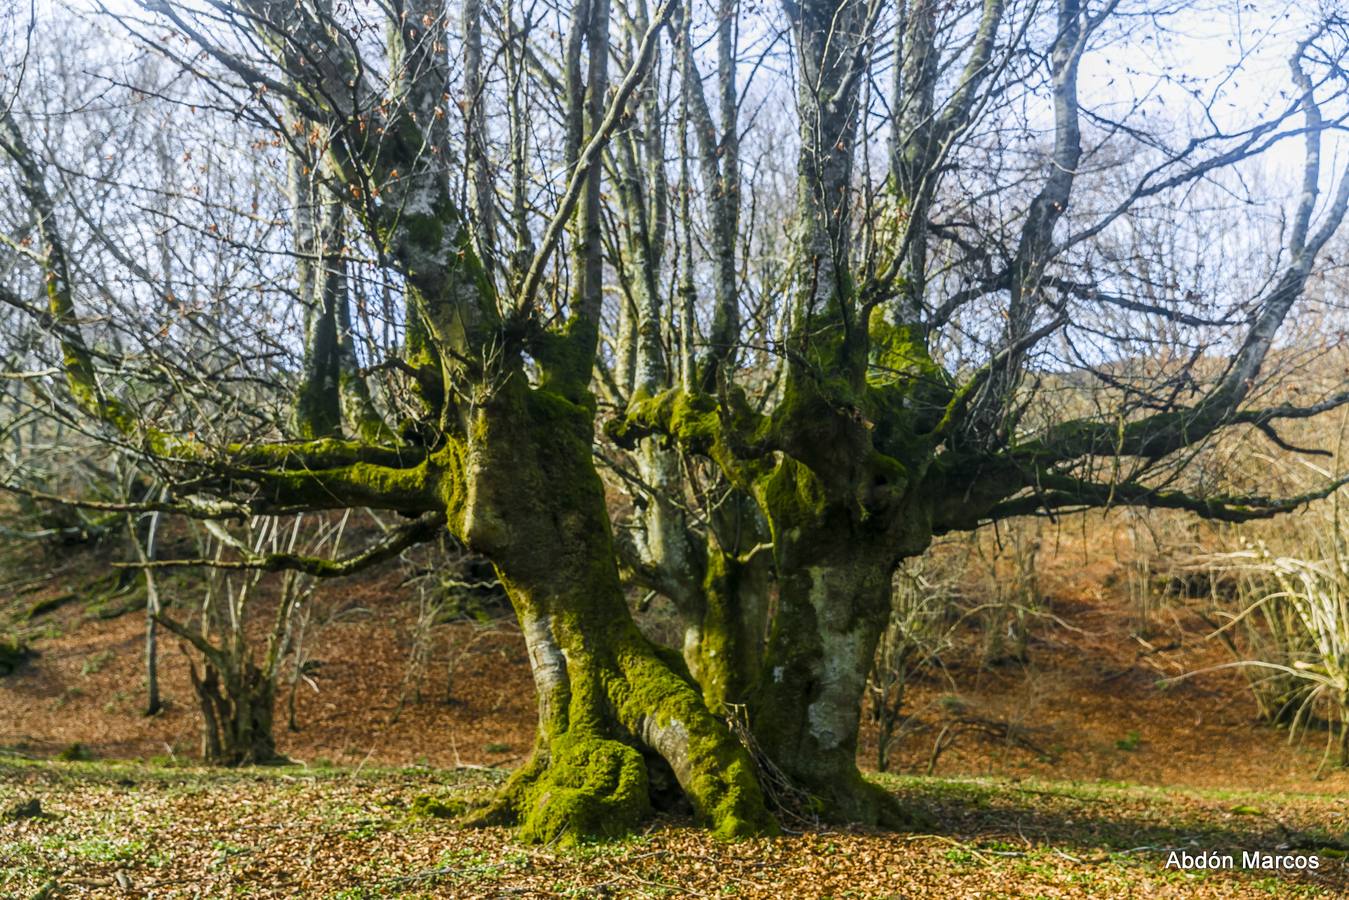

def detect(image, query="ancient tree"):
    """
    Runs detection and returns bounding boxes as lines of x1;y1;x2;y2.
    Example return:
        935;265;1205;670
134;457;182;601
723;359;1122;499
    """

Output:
3;0;1349;841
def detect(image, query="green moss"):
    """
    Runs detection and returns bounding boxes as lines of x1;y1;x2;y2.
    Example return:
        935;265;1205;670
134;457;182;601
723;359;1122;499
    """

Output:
57;743;93;762
754;458;828;542
610;637;777;841
862;313;952;461
787;311;857;383
867;315;942;385
518;735;650;846
223;437;418;470
663;392;721;447
340;375;399;445
614;390;689;447
430;439;469;527
402;212;445;254
523;380;595;436
457;374;775;845
26;592;76;620
692;551;737;711
257;458;434;512
409;794;468;820
532;325;603;406
0;635;32;676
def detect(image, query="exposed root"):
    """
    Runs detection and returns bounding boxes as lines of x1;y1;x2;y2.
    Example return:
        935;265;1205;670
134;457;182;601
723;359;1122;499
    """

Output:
727;704;933;832
725;703;820;832
465;736;650;846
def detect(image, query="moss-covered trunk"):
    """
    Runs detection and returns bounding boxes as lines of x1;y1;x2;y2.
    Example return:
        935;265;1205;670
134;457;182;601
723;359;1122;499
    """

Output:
689;529;773;713
748;560;917;825
461;377;774;843
740;405;932;825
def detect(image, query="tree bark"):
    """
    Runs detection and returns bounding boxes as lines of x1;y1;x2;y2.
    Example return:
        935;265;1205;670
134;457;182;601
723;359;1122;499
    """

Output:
460;376;775;843
187;658;279;766
128;503;164;716
749;560;918;825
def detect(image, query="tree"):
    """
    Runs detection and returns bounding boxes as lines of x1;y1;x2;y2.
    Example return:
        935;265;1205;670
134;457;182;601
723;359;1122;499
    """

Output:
604;0;1349;822
3;0;771;842
3;0;1349;843
151;512;347;765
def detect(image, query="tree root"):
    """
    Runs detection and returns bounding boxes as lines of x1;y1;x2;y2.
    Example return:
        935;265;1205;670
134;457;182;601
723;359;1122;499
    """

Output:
464;735;650;846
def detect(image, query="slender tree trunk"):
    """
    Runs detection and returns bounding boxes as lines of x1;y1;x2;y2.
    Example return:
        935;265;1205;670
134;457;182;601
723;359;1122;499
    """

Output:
143;571;161;716
128;504;163;716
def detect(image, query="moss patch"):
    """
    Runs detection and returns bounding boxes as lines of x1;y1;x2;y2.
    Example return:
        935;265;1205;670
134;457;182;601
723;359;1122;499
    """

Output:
0;635;33;676
518;736;651;847
409;794;469;819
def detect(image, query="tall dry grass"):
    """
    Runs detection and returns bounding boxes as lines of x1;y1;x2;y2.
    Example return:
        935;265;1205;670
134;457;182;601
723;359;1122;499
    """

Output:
1145;404;1349;772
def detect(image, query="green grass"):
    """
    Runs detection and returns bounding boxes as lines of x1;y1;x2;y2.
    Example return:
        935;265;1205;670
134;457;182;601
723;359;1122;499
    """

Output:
80;650;115;676
41;835;151;864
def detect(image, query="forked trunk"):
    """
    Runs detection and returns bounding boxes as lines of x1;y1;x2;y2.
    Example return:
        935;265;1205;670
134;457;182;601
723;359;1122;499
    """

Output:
459;379;775;843
187;658;279;766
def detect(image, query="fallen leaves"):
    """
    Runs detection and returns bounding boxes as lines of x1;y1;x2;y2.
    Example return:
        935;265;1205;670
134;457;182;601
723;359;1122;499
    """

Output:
1;759;1345;898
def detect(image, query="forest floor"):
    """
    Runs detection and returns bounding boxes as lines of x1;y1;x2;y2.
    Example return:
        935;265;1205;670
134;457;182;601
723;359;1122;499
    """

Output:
2;515;1349;895
2;757;1346;897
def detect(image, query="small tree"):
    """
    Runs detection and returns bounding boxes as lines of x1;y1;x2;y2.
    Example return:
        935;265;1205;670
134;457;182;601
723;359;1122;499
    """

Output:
867;557;960;772
154;513;347;765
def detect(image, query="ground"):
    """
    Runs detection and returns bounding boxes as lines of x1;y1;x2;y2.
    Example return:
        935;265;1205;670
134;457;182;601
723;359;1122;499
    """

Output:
2;758;1346;897
1;515;1347;895
0;537;535;769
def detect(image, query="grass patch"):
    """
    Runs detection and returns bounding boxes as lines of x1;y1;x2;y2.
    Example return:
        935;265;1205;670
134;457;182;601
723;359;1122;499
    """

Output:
1115;729;1142;752
55;743;93;762
80;650;115;676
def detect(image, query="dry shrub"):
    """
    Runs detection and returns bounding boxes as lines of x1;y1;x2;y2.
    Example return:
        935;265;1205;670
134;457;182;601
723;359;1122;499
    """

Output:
969;519;1044;666
1168;408;1349;773
866;554;962;772
1181;512;1349;772
394;535;507;716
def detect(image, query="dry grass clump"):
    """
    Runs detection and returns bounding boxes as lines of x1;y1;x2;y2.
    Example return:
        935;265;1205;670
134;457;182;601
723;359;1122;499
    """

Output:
1150;408;1349;773
1178;504;1349;772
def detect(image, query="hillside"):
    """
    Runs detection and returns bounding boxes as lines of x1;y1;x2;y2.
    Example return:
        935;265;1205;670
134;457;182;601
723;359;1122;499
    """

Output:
2;513;1348;895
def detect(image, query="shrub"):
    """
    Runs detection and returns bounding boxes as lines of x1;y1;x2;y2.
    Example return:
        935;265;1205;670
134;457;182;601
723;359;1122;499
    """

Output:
1184;503;1349;772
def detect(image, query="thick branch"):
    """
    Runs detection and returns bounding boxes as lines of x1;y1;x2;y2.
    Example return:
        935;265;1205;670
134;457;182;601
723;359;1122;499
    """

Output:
981;472;1349;525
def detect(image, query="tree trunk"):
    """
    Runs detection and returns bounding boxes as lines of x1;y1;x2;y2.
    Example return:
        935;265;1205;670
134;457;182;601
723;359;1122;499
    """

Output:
187;658;279;766
687;522;773;713
459;378;775;844
144;594;160;716
748;560;921;826
128;505;164;716
739;430;933;826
